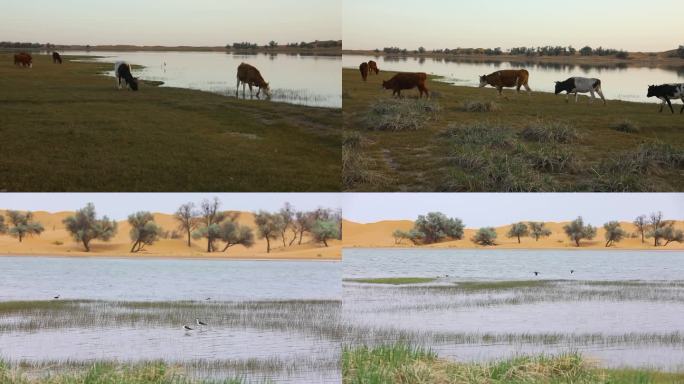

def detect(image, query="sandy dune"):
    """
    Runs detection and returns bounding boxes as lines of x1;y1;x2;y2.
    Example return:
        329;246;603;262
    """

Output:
0;211;340;260
343;219;684;250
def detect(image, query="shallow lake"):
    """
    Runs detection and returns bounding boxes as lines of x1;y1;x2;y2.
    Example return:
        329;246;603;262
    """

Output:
343;249;684;372
344;54;684;103
69;51;341;108
0;257;341;383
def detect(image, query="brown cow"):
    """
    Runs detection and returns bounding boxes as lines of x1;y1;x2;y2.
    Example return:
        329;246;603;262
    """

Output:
359;62;369;81
14;52;33;68
52;52;62;64
382;72;429;98
236;62;271;98
368;60;379;75
479;69;531;97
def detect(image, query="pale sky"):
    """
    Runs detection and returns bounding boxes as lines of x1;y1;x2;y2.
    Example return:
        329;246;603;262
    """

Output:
344;0;681;52
0;0;341;46
343;194;684;227
0;194;341;221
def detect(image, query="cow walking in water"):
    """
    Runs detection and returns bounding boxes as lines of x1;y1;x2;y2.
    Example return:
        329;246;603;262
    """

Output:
14;53;32;68
554;77;606;105
479;69;532;97
368;60;379;75
647;84;684;114
52;52;62;64
382;72;429;98
359;62;369;81
114;61;139;91
236;63;271;99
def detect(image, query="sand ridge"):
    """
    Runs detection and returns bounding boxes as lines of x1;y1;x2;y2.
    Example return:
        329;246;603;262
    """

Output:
0;210;340;260
343;219;684;250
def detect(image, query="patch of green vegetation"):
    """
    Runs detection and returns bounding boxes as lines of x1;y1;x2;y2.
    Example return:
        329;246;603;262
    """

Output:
363;98;440;131
0;361;252;384
455;280;551;291
342;344;684;384
342;68;684;191
344;277;438;285
0;53;340;191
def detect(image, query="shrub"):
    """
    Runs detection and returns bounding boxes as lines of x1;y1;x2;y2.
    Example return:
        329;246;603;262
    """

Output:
445;121;515;148
472;227;497;246
364;99;440;131
611;120;640;133
461;100;501;112
343;131;385;189
520;119;580;144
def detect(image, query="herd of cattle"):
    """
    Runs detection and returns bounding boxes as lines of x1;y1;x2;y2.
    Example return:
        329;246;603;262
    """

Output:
358;61;684;114
12;52;272;99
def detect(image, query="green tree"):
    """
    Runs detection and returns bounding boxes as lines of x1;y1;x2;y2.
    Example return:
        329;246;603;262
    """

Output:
472;227;497;246
294;211;314;245
6;211;44;242
418;46;426;53
661;225;684;246
0;215;7;234
217;220;254;252
269;40;278;48
128;211;162;253
507;222;529;244
175;202;199;247
311;219;340;247
563;217;596;247
633;215;647;243
63;203;117;252
528;222;552;241
603;221;626;247
412;212;465;244
254;211;284;253
195;198;227;252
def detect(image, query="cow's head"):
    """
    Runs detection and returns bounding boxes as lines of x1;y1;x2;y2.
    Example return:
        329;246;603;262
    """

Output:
554;81;563;95
646;85;655;98
262;83;271;98
381;80;389;90
478;75;488;88
129;77;139;91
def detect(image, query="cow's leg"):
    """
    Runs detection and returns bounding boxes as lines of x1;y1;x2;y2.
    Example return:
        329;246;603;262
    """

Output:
680;97;684;114
575;92;579;103
589;90;596;104
236;79;240;97
256;87;261;99
666;98;674;114
117;76;122;90
658;98;665;113
523;83;532;96
248;84;254;98
597;89;607;105
566;92;570;103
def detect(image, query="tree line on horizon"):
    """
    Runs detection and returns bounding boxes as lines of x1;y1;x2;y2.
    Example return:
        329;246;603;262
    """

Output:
377;45;654;59
0;199;341;254
228;40;341;50
392;212;683;248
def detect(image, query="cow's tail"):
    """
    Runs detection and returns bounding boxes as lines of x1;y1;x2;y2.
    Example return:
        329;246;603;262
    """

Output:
594;79;602;90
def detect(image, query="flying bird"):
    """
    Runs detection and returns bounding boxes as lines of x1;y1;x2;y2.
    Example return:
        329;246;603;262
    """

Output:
53;295;60;299
533;272;539;276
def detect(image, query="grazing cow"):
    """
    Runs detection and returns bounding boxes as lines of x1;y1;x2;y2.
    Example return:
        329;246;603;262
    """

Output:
368;60;379;75
236;62;271;98
554;77;606;105
647;84;684;114
479;69;531;97
14;53;32;68
359;62;369;81
114;61;139;91
382;72;429;98
52;52;62;64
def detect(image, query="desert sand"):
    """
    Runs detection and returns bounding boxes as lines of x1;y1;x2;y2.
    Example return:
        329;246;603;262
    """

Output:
0;210;340;260
343;219;684;250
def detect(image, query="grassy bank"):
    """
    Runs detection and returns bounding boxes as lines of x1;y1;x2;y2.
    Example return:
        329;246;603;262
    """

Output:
0;361;251;384
342;344;684;384
344;277;438;285
0;53;340;191
342;68;684;192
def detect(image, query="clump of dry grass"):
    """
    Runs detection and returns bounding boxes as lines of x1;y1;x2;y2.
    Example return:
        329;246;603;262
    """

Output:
363;99;441;131
611;119;640;133
461;100;501;112
343;131;386;189
520;119;580;144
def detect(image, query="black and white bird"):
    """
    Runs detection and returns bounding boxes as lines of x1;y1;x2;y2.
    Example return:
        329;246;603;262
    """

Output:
570;270;575;274
533;271;539;276
183;325;194;331
196;318;207;327
53;295;60;299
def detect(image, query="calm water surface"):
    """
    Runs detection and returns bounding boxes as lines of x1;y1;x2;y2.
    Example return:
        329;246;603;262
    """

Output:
343;249;684;371
0;257;341;383
70;51;341;108
344;54;684;103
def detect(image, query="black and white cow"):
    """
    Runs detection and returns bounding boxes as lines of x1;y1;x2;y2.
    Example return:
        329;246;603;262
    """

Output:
647;84;684;114
114;61;139;91
554;77;606;105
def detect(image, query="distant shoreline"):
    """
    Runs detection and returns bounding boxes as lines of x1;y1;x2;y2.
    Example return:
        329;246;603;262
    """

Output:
342;49;684;67
343;246;684;252
0;252;341;262
1;45;341;55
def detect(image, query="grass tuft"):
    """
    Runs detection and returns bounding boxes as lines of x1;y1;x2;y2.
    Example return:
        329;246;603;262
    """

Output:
363;99;440;131
461;99;501;112
611;119;641;133
345;277;438;285
520;119;580;144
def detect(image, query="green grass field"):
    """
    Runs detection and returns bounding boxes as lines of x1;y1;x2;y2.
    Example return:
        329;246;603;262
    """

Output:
343;344;684;384
0;54;340;191
343;68;684;192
